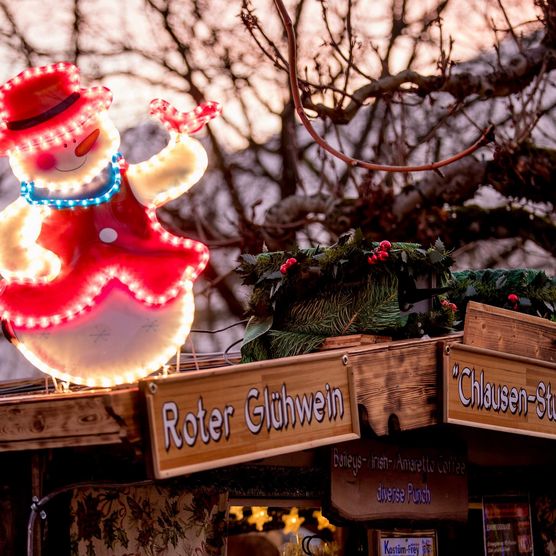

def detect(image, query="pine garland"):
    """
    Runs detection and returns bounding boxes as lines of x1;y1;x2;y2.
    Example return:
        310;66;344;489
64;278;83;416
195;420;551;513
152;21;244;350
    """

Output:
238;233;453;362
450;269;556;319
237;233;556;363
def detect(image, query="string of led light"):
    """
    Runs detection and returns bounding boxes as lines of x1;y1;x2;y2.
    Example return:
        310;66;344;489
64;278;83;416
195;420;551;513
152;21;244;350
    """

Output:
21;153;122;208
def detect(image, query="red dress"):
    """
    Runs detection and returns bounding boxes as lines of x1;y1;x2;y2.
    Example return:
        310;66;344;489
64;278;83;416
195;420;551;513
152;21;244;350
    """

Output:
0;162;208;328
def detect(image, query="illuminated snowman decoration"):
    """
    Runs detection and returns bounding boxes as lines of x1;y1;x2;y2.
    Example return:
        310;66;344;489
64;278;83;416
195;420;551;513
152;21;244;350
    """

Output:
0;62;220;387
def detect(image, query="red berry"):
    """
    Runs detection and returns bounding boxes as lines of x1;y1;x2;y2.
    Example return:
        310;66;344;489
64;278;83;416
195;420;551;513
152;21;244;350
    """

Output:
367;255;377;265
441;299;449;307
378;250;389;261
449;303;457;312
286;257;297;266
280;264;288;274
507;294;519;304
379;240;392;251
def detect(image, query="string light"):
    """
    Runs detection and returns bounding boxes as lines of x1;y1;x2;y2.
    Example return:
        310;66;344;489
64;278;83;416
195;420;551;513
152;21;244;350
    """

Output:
313;510;336;532
148;99;221;135
247;507;273;531
9;112;121;192
229;506;244;521
0;61;218;388
0;62;112;156
21;152;122;208
282;507;305;534
128;133;208;208
15;284;196;388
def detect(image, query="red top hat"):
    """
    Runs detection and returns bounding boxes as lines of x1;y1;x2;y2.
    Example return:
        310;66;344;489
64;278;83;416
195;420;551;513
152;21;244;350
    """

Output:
0;62;112;156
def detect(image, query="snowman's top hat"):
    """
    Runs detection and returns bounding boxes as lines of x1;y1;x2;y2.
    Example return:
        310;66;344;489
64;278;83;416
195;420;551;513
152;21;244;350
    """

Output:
0;62;112;156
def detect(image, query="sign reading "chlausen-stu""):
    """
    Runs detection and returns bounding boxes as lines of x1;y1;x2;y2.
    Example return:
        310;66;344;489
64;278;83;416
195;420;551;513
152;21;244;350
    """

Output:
444;343;556;439
141;352;359;478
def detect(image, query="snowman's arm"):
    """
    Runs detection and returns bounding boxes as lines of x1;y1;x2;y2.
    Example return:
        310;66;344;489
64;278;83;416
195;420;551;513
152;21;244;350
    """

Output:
127;134;208;207
0;198;61;282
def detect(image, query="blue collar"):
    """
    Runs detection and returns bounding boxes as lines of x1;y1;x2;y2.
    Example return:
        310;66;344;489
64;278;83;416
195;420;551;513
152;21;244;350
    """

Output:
21;153;123;209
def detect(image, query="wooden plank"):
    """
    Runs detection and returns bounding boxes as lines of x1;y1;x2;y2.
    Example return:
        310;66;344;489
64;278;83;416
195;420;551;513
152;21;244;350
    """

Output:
141;350;360;479
350;334;462;436
0;388;141;451
320;334;391;350
464;301;556;362
444;342;556;439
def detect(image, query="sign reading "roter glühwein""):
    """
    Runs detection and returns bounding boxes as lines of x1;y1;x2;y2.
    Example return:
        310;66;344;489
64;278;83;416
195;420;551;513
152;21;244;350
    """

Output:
141;352;360;478
444;343;556;439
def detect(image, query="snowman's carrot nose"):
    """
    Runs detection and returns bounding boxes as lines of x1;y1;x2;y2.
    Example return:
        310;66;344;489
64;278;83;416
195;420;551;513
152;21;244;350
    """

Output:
75;129;100;157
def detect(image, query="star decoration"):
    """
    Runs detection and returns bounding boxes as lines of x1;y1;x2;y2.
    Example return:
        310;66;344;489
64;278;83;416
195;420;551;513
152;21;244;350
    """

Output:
282;507;305;534
313;510;336;532
247;506;272;531
229;506;244;521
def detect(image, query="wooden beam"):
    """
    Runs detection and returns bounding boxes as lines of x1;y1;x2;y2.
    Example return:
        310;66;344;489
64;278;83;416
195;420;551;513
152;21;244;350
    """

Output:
349;334;462;436
464;301;556;362
0;388;141;452
0;334;462;452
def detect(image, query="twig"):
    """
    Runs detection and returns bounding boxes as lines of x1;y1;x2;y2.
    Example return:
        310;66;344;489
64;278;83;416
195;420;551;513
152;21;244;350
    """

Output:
272;0;492;173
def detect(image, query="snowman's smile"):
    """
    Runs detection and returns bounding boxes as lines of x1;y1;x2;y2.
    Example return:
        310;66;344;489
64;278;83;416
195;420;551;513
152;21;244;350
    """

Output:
55;157;87;172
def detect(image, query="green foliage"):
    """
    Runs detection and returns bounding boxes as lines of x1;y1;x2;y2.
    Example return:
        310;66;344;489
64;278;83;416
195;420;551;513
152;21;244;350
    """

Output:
450;269;556;320
237;233;453;362
237;234;556;362
267;330;328;359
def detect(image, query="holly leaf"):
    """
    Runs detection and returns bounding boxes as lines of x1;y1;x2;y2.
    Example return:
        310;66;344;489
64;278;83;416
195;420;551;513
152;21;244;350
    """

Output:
270;280;283;298
428;248;444;264
434;238;446;253
465;285;477;297
239;253;257;265
241;315;273;348
337;233;352;246
256;270;282;283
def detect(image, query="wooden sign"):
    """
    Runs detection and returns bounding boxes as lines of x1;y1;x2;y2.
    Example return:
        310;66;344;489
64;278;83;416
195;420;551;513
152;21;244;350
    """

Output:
444;342;556;439
464;301;556;362
329;438;468;521
141;351;360;479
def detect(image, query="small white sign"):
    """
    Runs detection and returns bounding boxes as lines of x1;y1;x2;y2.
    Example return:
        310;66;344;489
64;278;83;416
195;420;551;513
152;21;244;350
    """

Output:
380;536;435;556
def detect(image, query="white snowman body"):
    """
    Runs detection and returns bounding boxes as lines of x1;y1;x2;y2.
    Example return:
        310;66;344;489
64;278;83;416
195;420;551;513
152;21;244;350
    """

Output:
12;286;194;387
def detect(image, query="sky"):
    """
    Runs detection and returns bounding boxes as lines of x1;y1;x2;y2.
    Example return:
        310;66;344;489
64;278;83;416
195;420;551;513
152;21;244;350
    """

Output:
0;0;543;147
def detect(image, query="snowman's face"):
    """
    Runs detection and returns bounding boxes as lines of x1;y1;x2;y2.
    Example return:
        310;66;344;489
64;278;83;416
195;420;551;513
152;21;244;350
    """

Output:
9;112;120;193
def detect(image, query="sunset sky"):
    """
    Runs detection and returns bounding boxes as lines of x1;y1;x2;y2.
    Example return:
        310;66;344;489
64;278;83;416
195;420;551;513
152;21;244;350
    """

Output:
0;0;543;147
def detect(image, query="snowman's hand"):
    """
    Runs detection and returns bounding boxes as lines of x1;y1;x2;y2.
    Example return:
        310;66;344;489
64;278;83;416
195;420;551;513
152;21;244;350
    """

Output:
0;198;61;282
149;99;221;134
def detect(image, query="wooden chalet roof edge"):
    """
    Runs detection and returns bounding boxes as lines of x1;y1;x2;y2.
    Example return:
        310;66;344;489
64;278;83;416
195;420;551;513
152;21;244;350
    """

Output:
0;300;554;454
0;334;462;453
